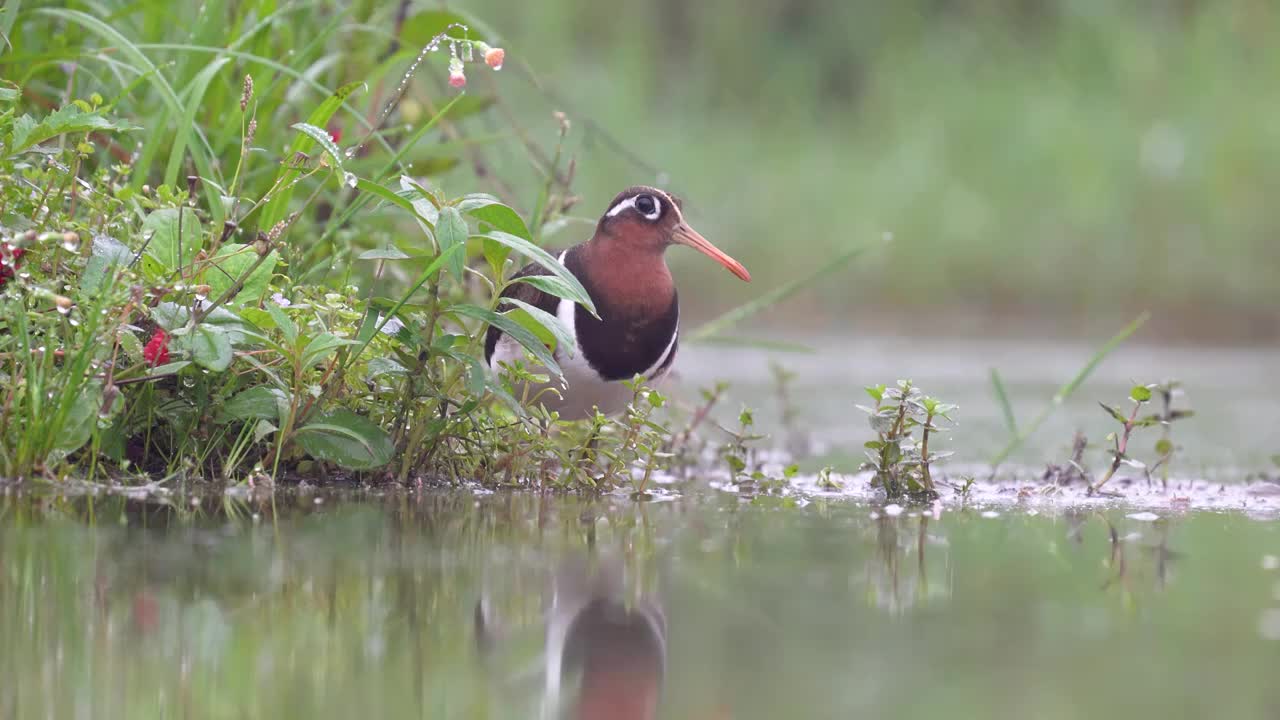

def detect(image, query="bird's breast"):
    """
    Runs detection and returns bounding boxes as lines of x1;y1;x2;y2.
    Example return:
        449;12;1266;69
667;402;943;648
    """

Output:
569;296;679;383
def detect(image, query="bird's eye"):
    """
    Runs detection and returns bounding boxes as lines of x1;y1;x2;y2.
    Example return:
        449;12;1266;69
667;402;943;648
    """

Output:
634;194;660;220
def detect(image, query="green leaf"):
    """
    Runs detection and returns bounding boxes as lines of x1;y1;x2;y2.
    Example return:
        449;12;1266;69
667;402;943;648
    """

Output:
512;274;591;304
1130;385;1153;403
479;231;597;317
261;81;363;227
865;384;886;402
143;208;204;272
355;177;418;215
266;303;298;345
452;303;561;376
152;302;189;331
459;195;531;240
81;234;134;296
204;244;277;305
221;386;289;422
357;247;411;261
146;360;192;377
7;104;134;156
399;176;440;225
1155;438;1174;456
166;56;231;187
366;357;408;378
291;121;345;172
436;206;469;281
503;298;574;355
295;409;394;470
254;419;278;443
189;323;233;371
1099;402;1127;424
301;333;357;368
53;381;102;453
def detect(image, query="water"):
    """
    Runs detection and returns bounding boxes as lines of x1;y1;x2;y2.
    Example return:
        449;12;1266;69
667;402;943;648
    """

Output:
3;489;1280;719
2;337;1277;718
680;335;1280;471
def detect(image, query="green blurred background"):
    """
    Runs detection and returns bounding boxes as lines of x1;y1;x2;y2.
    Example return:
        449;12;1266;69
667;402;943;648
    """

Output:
451;0;1279;342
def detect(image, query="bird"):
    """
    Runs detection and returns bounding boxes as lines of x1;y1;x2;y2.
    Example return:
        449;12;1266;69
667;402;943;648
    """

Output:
473;556;667;720
484;185;751;420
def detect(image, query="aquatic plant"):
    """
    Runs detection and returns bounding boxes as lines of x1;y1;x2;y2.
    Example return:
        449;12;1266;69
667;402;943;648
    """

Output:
859;381;955;500
1148;380;1195;488
1091;382;1194;493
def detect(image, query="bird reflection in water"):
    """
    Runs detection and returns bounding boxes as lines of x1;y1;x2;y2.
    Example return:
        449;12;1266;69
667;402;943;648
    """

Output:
475;556;666;720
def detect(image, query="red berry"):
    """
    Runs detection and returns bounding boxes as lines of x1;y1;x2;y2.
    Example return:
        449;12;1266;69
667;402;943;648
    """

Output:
143;329;171;366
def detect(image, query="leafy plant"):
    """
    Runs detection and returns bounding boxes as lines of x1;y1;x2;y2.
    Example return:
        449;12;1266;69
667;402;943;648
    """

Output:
1092;382;1194;493
859;380;955;500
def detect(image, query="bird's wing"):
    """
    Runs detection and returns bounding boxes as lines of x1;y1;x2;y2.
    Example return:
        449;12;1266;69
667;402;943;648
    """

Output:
483;258;565;366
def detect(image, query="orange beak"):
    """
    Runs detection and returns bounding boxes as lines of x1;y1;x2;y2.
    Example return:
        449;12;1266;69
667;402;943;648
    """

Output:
672;223;751;282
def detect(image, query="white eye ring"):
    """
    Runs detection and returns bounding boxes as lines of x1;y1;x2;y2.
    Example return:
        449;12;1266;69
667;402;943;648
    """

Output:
634;194;661;220
605;194;663;221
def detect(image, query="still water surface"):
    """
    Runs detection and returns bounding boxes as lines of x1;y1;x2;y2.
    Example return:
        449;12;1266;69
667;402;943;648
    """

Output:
4;491;1280;719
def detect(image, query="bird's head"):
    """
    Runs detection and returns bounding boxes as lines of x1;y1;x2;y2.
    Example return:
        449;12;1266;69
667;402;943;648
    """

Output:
594;186;751;282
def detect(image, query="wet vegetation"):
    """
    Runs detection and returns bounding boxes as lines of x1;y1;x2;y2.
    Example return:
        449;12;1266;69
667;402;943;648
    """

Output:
1;1;1277;501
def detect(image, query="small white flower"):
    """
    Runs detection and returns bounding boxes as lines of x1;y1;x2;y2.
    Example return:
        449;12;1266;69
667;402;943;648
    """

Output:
271;292;291;307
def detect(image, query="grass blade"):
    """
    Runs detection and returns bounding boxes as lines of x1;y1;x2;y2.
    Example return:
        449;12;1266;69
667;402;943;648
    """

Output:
166;56;231;189
687;238;876;343
989;368;1018;436
989;311;1150;468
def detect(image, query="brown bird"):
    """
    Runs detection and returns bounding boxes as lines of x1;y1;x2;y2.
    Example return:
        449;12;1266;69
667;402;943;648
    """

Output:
485;186;751;418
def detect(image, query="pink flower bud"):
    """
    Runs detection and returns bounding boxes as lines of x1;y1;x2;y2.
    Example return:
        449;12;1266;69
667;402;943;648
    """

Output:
484;47;505;70
448;57;467;88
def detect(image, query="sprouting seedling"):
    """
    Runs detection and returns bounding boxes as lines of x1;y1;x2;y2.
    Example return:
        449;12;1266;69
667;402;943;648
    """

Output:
1092;384;1163;493
720;407;764;485
1147;380;1194;489
919;396;957;494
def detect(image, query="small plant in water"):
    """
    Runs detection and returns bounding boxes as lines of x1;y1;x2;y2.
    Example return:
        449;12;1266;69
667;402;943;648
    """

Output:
1147;380;1194;488
1091;384;1169;493
720;408;761;485
859;381;956;500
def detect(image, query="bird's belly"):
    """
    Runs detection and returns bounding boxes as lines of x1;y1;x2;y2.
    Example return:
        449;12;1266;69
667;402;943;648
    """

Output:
488;334;673;420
